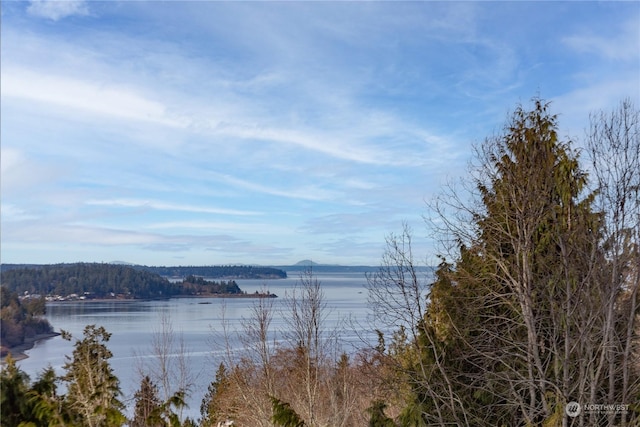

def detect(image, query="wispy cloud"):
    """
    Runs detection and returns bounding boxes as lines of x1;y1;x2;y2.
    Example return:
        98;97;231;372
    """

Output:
2;68;185;128
2;1;637;265
27;0;89;21
209;173;340;202
0;147;65;197
86;199;260;217
2;221;292;259
562;17;640;62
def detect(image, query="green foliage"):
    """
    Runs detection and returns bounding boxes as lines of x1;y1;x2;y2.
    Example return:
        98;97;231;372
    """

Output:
0;263;257;300
0;263;180;299
200;363;232;425
25;366;69;427
270;396;306;427
1;358;68;427
181;276;242;295
366;400;396;427
131;376;163;427
137;265;287;279
0;355;31;427
130;373;189;427
62;325;126;427
1;329;187;427
403;97;635;425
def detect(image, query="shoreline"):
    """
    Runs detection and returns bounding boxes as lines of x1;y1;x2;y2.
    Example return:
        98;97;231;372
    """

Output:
1;294;275;363
1;332;61;363
46;293;277;303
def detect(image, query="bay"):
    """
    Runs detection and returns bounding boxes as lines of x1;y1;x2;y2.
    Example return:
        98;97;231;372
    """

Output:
17;271;377;421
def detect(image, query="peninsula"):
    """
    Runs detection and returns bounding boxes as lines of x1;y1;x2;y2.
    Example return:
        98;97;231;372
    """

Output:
0;263;284;301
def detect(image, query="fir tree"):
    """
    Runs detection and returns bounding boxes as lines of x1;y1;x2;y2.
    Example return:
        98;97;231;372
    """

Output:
131;376;163;427
61;325;126;427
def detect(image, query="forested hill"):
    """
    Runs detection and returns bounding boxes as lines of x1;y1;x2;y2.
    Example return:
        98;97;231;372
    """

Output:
0;264;287;280
135;265;287;279
0;264;179;299
0;263;285;300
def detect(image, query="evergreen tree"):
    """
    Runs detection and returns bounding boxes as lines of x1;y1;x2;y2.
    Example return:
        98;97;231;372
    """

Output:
376;98;640;426
0;355;31;427
0;359;67;427
271;396;306;427
200;363;232;426
366;400;396;427
425;98;603;424
131;376;163;427
61;325;126;427
27;366;69;427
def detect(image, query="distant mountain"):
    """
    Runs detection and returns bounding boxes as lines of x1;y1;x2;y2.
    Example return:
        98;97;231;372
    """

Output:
294;259;319;266
277;264;435;274
279;264;380;273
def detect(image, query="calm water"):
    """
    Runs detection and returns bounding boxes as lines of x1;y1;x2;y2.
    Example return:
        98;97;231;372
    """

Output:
17;272;377;420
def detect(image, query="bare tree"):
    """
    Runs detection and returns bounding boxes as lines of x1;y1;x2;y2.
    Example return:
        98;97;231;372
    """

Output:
135;311;193;423
199;289;281;427
205;270;392;426
586;98;640;427
366;224;470;426
280;268;334;427
368;99;640;426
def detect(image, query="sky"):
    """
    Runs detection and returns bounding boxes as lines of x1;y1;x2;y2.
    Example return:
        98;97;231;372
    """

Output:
1;1;639;267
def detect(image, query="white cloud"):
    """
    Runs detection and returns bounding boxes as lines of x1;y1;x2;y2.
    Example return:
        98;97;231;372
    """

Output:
27;0;89;21
143;220;293;236
1;221;294;261
1;68;186;127
218;125;383;165
552;75;640;138
85;198;260;216
0;147;64;197
0;147;22;171
210;173;340;202
1;64;435;167
562;17;640;61
1;204;38;222
4;1;637;266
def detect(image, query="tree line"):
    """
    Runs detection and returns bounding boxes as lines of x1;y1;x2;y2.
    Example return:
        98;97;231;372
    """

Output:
0;264;253;300
0;264;181;299
181;276;242;295
1;98;638;426
135;265;287;279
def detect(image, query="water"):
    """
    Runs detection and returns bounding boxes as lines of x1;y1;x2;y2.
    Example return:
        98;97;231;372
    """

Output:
16;272;377;421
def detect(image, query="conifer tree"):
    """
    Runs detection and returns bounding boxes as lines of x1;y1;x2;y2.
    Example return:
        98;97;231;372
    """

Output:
369;98;640;426
271;396;306;427
131;376;163;427
200;363;232;426
0;355;31;427
61;325;126;427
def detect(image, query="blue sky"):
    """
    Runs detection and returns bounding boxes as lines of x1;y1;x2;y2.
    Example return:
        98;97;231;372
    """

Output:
1;1;638;266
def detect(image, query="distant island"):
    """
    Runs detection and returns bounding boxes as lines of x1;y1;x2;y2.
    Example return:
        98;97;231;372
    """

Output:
0;263;284;301
134;264;287;279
